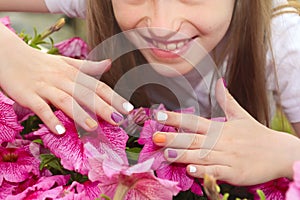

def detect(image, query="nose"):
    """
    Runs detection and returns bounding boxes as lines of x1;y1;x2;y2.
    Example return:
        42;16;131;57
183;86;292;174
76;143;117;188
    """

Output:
146;1;182;38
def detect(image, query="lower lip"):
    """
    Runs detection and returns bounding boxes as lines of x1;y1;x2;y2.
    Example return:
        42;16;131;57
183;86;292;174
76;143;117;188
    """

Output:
149;42;191;59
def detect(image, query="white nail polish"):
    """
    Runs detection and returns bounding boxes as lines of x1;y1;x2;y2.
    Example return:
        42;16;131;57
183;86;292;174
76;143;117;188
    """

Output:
189;165;197;173
122;102;134;112
55;125;66;135
157;111;168;121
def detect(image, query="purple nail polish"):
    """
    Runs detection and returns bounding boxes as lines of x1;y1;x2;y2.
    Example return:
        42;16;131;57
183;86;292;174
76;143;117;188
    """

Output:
222;78;227;88
168;149;177;159
111;112;123;123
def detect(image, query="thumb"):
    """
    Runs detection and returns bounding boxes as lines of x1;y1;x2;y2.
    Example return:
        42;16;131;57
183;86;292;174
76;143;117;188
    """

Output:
215;78;250;120
62;56;112;76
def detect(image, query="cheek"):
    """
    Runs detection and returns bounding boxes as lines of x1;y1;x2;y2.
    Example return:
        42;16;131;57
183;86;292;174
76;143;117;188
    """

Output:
192;8;233;51
112;2;146;31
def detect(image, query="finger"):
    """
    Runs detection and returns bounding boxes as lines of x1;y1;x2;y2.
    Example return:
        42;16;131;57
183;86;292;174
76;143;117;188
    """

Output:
23;95;66;135
215;78;249;120
62;56;112;76
54;80;126;125
186;164;232;182
164;148;228;166
153;132;207;149
71;71;134;114
39;87;103;131
155;111;211;134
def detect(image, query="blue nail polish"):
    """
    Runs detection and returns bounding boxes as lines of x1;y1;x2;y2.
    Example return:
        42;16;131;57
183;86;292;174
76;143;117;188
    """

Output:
168;149;177;159
111;112;123;123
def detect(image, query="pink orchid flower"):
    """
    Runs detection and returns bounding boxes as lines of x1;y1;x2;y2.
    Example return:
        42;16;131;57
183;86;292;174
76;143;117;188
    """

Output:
138;119;195;192
34;110;128;175
286;161;300;200
137;105;199;192
6;175;70;200
0;142;40;185
34;110;91;175
0;181;17;199
0;91;23;144
85;142;180;200
0;16;15;32
248;178;290;200
55;181;101;200
55;37;88;59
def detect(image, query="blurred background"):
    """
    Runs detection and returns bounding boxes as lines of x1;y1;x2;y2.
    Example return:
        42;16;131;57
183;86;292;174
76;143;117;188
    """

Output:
0;12;86;42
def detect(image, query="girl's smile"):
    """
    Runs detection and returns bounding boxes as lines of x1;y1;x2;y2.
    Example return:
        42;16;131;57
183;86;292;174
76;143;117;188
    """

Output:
112;0;235;76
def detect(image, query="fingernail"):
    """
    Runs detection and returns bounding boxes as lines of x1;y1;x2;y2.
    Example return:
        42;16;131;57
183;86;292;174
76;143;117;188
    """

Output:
222;78;227;88
85;118;98;129
153;133;166;143
55;124;66;135
122;102;134;112
156;111;168;121
167;149;177;159
111;112;124;123
189;165;197;173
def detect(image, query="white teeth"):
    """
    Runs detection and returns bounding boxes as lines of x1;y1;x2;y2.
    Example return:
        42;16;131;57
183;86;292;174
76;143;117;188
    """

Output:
167;43;177;51
177;41;185;48
158;43;167;50
152;40;188;51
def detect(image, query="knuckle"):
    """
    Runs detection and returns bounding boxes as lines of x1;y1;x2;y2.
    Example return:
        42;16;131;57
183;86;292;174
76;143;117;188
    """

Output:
96;82;111;95
211;166;221;179
56;94;71;106
191;135;202;148
33;102;51;118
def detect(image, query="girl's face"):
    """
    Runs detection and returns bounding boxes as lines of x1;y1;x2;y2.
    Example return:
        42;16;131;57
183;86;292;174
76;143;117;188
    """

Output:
112;0;235;77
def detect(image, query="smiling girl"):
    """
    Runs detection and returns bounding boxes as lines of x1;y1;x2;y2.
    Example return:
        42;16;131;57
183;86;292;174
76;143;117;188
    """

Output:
85;0;300;188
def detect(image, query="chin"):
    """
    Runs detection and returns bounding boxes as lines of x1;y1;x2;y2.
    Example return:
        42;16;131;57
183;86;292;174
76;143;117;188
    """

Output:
150;62;194;77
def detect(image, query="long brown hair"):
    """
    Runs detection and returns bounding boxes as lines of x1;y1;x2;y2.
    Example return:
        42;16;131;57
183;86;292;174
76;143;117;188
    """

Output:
86;0;299;125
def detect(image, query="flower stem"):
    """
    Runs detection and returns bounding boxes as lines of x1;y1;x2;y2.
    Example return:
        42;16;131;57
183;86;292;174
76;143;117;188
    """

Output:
113;183;129;200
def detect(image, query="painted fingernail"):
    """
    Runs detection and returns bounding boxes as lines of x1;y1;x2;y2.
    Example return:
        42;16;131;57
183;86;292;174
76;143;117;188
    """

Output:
55;124;66;135
153;133;166;143
167;149;178;159
122;102;134;112
111;112;124;123
189;165;197;173
156;111;168;121
222;78;227;88
85;118;98;129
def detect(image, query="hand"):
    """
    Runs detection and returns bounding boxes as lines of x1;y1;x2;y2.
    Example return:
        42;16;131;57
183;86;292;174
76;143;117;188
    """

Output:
152;78;300;186
0;23;133;135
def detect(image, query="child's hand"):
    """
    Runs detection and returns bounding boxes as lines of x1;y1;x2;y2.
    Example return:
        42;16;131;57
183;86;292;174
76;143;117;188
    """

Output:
152;78;300;186
0;24;133;134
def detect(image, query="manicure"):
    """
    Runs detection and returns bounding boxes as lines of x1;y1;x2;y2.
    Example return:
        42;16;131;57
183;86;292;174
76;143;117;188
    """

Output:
156;111;168;121
55;124;66;135
189;165;197;173
122;102;134;113
111;112;124;123
167;149;178;159
85;118;98;129
153;133;166;144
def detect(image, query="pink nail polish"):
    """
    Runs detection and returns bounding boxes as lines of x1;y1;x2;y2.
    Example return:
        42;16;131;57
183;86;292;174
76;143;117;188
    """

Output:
111;112;123;123
168;149;177;158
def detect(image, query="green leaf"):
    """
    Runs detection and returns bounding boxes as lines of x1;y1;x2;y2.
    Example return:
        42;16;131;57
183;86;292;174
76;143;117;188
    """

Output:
47;47;59;55
32;139;43;145
40;154;64;174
